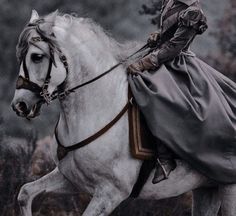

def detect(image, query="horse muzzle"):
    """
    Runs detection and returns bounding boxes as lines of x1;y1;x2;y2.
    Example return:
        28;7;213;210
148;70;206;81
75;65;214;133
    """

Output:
11;91;43;119
12;100;43;119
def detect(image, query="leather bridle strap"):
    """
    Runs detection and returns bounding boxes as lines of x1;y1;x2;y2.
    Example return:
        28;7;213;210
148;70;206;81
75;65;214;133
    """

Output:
51;44;149;101
55;99;132;160
39;55;53;103
17;51;54;103
21;48;53;84
22;57;30;80
16;33;69;104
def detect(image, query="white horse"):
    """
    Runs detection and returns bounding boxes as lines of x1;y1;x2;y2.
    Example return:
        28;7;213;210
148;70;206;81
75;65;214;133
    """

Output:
11;10;236;216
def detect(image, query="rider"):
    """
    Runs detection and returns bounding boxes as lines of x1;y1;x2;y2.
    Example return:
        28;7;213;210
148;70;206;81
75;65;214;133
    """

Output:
127;0;208;184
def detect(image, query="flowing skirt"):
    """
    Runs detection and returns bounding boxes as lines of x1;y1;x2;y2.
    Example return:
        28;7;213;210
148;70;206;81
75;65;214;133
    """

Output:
128;52;236;183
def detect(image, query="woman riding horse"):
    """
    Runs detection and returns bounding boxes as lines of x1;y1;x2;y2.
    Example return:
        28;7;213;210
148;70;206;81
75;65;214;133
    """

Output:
11;4;236;215
128;0;236;184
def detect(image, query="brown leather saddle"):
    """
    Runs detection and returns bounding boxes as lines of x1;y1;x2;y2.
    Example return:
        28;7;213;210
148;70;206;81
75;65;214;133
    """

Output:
128;91;156;161
128;90;157;198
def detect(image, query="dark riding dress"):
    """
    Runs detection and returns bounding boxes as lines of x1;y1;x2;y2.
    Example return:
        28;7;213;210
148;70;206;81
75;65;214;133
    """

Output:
128;0;236;183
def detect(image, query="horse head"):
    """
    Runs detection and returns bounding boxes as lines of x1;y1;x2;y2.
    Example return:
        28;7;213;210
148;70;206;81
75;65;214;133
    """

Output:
11;10;68;118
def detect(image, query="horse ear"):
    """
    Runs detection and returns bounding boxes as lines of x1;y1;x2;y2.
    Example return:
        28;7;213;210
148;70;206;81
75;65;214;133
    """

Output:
29;10;39;23
39;10;58;35
46;10;58;24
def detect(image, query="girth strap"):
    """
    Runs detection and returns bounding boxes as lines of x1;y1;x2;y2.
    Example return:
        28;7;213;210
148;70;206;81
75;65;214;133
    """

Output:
56;100;132;160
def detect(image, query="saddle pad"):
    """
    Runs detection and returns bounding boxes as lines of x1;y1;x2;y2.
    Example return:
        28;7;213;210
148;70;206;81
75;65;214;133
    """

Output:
129;92;156;160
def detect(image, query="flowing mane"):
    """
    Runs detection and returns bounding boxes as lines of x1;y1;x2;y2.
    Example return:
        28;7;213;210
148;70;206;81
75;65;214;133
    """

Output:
16;12;138;64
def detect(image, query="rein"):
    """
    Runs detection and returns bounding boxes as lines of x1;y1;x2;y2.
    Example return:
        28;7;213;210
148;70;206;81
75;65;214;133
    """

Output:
50;44;149;101
16;35;148;104
16;20;149;158
53;44;148;160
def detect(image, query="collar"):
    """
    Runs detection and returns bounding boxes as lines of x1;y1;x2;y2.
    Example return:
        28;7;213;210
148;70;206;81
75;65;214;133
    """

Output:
175;0;198;6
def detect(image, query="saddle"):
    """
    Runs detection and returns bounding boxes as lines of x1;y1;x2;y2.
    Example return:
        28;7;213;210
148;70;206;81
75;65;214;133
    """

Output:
129;92;156;161
128;91;157;198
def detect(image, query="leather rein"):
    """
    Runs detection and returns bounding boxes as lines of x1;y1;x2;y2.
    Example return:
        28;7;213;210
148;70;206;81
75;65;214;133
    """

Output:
55;44;147;160
16;24;148;158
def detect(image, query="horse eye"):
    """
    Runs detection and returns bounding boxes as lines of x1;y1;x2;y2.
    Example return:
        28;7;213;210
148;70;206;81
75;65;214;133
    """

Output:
31;53;44;63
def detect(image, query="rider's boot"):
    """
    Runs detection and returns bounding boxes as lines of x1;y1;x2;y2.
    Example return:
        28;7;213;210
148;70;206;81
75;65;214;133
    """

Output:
152;157;176;184
152;141;176;184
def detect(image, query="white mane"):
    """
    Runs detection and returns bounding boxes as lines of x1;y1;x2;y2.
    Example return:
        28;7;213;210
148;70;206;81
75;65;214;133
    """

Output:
54;14;138;62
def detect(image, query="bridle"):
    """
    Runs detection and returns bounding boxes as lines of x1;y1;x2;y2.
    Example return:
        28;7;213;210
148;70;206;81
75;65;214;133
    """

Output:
16;32;148;105
16;20;148;159
16;35;69;105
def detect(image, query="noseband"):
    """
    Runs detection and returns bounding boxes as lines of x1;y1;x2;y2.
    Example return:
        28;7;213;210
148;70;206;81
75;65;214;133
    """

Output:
16;35;69;104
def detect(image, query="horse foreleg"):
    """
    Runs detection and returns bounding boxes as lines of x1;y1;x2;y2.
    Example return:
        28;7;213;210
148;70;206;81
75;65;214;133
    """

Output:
82;182;126;216
219;184;236;216
192;187;221;216
18;167;78;216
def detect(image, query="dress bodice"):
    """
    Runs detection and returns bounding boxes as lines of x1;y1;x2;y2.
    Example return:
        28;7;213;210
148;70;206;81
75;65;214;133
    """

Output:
154;0;208;64
159;0;207;48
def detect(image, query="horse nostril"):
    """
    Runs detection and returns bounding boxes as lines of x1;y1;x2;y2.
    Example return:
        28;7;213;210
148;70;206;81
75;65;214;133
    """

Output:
15;102;30;115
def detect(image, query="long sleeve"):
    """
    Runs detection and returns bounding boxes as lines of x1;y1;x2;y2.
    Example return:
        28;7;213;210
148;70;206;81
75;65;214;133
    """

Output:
156;26;197;63
150;6;208;66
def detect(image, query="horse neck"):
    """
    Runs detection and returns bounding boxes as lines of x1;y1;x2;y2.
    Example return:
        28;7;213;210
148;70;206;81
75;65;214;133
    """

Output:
57;27;128;146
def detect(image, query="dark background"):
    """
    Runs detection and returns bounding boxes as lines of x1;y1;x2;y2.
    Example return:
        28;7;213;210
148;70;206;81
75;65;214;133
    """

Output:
0;0;235;215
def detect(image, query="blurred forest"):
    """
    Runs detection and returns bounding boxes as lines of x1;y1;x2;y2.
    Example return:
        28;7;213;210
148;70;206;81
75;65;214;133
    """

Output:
0;0;235;215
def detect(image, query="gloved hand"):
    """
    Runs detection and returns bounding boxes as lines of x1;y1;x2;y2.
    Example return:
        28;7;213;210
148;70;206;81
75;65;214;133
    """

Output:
147;31;160;48
127;52;159;75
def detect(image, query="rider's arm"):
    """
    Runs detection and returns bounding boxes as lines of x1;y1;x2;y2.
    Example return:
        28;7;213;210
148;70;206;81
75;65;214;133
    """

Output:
127;7;207;74
149;7;208;66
